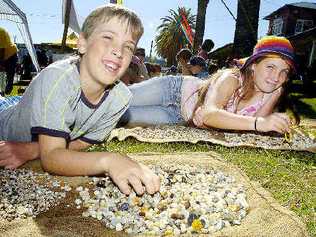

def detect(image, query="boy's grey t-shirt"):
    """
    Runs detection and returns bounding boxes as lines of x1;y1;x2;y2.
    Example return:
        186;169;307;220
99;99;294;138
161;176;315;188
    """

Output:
0;57;132;143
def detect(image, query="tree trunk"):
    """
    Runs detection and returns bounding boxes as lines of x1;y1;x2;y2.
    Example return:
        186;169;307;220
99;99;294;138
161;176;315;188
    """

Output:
193;0;209;53
233;0;260;58
62;0;71;52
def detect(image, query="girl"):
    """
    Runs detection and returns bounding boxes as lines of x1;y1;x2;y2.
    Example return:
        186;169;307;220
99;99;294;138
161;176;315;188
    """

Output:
120;36;296;134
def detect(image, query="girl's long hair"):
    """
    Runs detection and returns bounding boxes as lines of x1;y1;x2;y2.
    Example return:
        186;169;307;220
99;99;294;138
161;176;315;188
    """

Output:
191;55;299;123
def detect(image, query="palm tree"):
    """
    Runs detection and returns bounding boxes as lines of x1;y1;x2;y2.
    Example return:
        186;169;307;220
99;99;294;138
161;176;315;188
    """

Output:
155;7;195;66
233;0;261;58
193;0;209;53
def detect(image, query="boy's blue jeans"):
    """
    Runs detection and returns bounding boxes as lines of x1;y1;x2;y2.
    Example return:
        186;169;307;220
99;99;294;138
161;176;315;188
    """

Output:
120;76;185;126
0;96;22;112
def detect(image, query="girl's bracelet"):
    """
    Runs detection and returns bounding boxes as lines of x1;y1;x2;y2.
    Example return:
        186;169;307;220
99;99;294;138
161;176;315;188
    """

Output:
254;117;258;131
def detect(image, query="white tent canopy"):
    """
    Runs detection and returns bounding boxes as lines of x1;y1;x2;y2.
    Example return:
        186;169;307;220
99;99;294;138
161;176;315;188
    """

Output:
0;0;40;72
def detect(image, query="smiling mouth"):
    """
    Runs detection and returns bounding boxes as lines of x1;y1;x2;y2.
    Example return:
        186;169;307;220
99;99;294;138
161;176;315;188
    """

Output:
103;61;121;73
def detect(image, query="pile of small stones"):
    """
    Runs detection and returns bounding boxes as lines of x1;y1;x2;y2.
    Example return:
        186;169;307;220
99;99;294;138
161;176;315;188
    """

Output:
224;129;315;150
0;168;70;221
116;125;315;150
75;165;249;235
123;126;219;141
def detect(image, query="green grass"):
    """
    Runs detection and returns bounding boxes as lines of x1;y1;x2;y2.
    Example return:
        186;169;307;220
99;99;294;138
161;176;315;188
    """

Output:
90;139;316;236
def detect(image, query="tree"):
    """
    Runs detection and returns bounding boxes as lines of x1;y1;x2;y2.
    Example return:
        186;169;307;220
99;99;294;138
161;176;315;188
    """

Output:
193;0;209;53
155;7;195;66
233;0;261;58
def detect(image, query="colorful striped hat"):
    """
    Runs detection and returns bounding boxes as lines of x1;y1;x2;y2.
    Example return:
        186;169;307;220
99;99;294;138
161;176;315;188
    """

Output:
240;35;296;72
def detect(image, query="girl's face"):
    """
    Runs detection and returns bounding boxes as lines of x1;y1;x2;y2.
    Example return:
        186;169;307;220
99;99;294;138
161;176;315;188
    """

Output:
252;57;290;93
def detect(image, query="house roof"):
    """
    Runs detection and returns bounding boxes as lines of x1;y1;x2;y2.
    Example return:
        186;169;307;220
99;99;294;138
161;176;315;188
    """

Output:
264;2;316;20
288;26;316;40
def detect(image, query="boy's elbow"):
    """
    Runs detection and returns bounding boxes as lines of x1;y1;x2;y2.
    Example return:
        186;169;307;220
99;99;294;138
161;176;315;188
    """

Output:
40;155;52;173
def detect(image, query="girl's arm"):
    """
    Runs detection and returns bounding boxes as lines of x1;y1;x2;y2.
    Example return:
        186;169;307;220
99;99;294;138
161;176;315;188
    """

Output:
255;87;283;117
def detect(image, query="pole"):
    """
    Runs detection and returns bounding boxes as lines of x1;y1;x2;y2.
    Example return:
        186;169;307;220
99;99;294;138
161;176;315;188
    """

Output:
61;0;71;52
149;40;153;62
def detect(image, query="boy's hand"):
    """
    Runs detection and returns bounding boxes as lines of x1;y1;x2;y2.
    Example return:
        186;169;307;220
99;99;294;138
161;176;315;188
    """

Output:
0;141;39;169
256;113;291;134
106;154;160;196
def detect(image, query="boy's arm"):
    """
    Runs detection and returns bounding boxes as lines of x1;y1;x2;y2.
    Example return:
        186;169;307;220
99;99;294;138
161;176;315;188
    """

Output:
39;134;160;195
0;139;92;169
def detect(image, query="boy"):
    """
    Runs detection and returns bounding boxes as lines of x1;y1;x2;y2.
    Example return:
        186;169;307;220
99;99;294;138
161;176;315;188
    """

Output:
175;48;192;75
188;56;209;79
0;4;160;196
197;39;214;61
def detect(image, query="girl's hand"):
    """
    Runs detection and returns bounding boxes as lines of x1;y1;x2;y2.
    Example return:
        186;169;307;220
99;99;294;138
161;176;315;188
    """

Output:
256;113;291;134
192;106;208;128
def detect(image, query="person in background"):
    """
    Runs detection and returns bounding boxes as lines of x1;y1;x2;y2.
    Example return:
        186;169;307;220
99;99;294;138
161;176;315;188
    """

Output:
0;27;18;95
0;4;160;196
188;56;209;79
134;47;149;80
197;39;214;61
120;55;144;85
176;48;192;75
145;62;161;78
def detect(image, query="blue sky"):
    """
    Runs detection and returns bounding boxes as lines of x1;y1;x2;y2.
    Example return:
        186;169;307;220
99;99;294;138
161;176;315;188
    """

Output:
2;0;315;56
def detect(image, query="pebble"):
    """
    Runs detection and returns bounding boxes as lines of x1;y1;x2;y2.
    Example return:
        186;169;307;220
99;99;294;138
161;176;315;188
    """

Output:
75;164;250;235
0;169;69;221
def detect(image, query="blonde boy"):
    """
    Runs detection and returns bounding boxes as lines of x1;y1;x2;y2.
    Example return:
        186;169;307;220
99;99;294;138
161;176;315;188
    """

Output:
0;4;160;195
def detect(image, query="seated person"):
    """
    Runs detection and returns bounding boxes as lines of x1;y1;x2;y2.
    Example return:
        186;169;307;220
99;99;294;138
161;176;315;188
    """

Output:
188;56;209;79
145;62;161;78
119;36;297;136
120;56;143;85
176;48;192;75
134;47;149;80
197;39;214;61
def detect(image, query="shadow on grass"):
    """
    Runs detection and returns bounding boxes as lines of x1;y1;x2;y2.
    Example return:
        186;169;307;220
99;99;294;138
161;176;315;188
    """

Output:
291;97;316;118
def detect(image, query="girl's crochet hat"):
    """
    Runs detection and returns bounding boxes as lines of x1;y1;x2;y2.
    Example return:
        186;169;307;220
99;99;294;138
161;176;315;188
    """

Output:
240;35;296;72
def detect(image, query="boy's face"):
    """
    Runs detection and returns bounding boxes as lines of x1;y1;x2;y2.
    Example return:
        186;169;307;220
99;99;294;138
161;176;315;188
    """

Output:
78;17;137;87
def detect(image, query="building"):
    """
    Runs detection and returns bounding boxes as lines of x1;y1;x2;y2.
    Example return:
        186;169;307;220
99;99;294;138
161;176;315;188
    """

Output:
264;2;316;79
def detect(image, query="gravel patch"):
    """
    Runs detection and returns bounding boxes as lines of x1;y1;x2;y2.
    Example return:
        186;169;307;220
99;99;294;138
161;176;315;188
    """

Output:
75;164;249;235
0;168;70;221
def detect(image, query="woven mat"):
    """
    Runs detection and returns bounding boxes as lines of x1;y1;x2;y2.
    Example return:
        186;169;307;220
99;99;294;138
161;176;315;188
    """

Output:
109;121;316;153
0;153;309;237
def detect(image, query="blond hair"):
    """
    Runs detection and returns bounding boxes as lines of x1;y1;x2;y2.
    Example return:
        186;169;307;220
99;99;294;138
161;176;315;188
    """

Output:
81;4;143;42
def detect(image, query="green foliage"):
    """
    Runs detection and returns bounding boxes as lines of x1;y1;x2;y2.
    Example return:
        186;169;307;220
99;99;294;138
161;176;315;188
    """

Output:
155;7;195;66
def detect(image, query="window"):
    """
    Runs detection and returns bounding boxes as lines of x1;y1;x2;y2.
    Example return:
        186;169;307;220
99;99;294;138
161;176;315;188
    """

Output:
272;18;283;35
295;19;314;34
